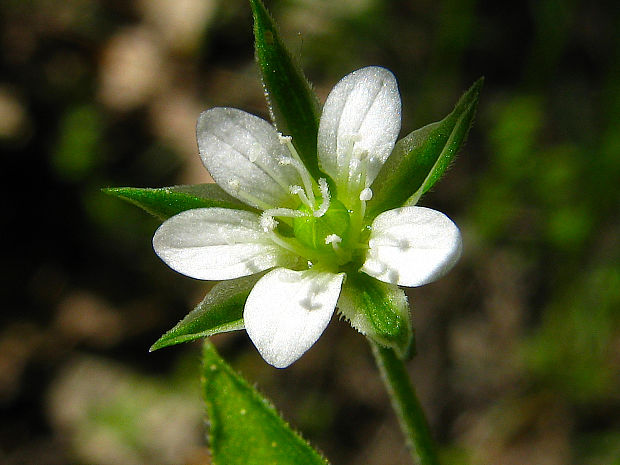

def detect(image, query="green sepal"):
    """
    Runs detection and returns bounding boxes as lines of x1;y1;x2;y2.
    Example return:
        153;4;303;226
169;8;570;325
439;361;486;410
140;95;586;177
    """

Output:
367;77;483;218
338;272;414;359
202;341;330;465
150;274;264;351
103;184;254;221
250;0;322;179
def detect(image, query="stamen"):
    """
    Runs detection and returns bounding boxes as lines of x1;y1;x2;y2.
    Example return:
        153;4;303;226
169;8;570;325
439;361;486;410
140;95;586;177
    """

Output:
278;134;316;205
349;148;371;194
359;186;373;221
277;133;292;144
227;179;273;210
248;148;259;163
313;178;331;218
262;208;305;220
349;158;362;182
289;185;313;210
259;214;278;232
325;234;350;264
340;134;358;187
359;187;373;201
325;234;341;245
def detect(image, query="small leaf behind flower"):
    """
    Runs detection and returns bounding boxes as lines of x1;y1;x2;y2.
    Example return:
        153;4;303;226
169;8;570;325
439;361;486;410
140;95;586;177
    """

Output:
250;0;322;179
150;274;264;351
368;78;483;218
338;272;414;359
104;184;254;221
202;341;330;465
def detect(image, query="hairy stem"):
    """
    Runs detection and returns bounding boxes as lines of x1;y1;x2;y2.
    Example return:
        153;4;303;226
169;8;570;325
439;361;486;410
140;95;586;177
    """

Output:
370;342;440;465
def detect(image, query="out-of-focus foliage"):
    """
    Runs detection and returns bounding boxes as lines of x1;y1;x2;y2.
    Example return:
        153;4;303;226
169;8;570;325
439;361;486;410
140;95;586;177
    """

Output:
1;0;619;464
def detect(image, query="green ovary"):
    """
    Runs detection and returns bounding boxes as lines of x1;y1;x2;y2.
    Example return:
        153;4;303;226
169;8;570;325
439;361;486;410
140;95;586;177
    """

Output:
293;199;351;254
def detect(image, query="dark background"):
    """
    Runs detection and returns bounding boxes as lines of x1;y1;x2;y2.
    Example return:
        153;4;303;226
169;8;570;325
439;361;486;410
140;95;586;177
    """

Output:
1;0;619;464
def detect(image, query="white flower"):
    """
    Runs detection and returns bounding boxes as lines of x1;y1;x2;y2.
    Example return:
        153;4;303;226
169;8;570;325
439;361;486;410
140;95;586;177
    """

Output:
153;67;462;368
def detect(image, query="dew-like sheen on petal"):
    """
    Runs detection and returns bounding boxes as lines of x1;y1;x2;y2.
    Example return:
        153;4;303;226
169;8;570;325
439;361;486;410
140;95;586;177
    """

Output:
361;207;462;287
244;268;345;368
318;67;401;200
197;108;302;210
153;208;296;280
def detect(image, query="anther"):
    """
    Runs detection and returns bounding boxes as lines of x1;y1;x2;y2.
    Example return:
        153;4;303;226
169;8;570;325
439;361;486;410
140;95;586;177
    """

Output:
325;234;342;245
248;149;259;163
360;187;373;201
348;133;362;144
228;179;240;191
277;135;316;203
325;234;350;263
277;133;292;144
259;213;278;232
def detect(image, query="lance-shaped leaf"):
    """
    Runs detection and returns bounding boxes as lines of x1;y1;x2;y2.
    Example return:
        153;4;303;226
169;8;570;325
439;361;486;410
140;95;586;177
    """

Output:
338;271;414;359
202;341;330;465
150;274;264;351
104;184;254;221
250;0;322;179
367;78;483;218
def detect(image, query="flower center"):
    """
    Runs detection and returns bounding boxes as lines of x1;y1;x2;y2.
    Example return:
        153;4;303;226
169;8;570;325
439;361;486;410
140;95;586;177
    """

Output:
293;198;351;255
257;134;369;268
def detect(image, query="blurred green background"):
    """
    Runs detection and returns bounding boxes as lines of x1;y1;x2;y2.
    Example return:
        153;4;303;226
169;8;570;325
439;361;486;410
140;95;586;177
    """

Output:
1;0;619;464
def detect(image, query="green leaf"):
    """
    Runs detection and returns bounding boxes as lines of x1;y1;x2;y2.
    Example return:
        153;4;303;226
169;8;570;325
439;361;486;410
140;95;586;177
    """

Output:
368;77;483;218
250;0;322;179
150;274;263;351
338;271;414;358
103;184;253;220
202;341;330;465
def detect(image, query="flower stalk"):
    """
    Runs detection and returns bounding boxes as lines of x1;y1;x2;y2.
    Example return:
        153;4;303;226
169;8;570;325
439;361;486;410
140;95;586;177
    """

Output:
371;342;440;465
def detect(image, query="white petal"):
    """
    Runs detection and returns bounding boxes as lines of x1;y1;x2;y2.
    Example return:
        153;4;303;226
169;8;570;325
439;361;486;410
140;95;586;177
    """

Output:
361;207;462;287
197;108;302;210
244;268;344;368
318;67;401;198
153;208;296;280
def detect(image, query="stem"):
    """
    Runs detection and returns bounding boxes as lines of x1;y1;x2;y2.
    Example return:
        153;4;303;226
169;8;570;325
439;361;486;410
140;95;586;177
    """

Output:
370;342;440;465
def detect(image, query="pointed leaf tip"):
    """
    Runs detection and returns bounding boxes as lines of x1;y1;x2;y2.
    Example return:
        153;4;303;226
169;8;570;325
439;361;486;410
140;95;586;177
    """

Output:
104;184;253;220
249;0;321;179
368;77;483;217
150;274;264;351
